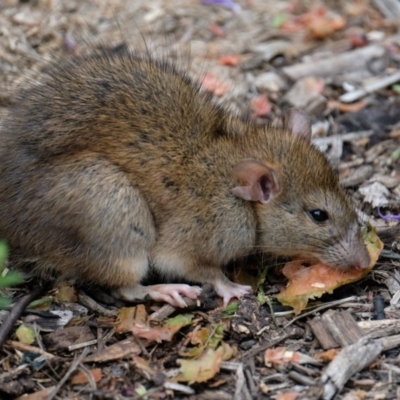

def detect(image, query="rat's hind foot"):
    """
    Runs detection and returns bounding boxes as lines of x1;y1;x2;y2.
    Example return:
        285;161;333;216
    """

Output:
115;284;202;308
213;279;252;307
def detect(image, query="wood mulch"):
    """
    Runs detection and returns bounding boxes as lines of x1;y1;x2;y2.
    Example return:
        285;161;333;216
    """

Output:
0;0;400;399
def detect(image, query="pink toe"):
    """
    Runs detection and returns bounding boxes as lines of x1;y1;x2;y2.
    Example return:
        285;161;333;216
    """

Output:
214;280;253;306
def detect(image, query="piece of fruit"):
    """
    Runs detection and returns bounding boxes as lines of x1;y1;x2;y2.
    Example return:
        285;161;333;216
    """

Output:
276;224;383;314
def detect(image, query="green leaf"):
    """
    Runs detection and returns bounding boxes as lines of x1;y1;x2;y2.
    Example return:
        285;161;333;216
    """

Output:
0;297;11;308
0;271;24;288
164;313;193;327
222;302;238;317
28;296;53;309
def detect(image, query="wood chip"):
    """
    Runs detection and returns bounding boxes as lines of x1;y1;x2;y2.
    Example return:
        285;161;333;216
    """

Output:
256;45;387;91
43;325;95;351
308;310;364;349
84;338;141;363
341;165;374;187
321;338;384;400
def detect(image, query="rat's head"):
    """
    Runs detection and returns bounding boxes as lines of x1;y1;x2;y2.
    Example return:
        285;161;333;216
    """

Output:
231;109;370;270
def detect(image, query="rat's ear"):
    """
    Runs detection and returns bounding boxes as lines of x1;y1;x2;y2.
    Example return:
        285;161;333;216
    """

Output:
284;108;312;143
231;160;280;204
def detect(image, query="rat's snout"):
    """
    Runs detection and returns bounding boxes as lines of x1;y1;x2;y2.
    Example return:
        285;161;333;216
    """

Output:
346;239;371;270
352;252;371;270
325;230;371;270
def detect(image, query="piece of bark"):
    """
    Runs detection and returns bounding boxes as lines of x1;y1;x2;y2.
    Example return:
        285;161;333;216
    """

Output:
43;325;95;351
308;310;363;349
283;76;327;115
321;338;383;400
322;311;364;347
84;338;141;363
322;334;400;400
308;318;339;349
341;165;374;188
255;45;387;91
379;334;400;350
359;319;400;338
234;364;252;400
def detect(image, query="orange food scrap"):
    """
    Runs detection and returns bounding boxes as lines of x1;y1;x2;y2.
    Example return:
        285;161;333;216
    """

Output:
264;347;298;366
264;347;318;367
276;225;383;314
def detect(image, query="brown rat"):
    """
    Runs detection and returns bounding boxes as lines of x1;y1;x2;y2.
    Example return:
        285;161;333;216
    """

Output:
0;50;370;307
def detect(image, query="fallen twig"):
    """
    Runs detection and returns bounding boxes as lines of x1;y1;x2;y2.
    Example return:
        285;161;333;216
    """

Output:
0;286;44;348
339;71;400;103
9;340;55;359
48;347;90;400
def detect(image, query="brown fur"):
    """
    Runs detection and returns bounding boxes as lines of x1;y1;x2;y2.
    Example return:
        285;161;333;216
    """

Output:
0;51;370;301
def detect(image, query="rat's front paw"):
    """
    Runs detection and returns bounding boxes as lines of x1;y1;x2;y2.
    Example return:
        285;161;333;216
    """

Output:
148;284;202;308
116;284;202;308
213;279;252;307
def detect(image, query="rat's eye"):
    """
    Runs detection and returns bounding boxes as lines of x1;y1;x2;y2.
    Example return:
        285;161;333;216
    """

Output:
308;209;329;223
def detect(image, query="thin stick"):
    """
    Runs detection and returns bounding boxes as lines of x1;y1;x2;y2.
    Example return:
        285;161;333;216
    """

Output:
339;71;400;103
9;341;55;359
47;347;90;400
0;286;44;348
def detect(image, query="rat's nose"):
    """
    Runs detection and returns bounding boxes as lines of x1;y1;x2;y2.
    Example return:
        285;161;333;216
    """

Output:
352;251;371;270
